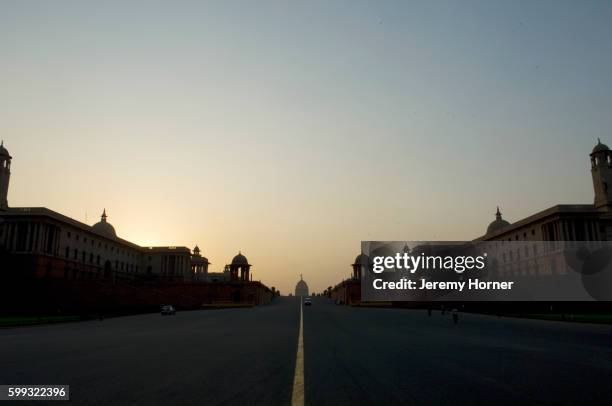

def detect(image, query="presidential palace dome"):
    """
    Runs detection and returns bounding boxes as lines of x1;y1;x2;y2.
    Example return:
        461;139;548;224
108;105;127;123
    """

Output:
295;275;309;296
92;209;117;238
486;206;510;235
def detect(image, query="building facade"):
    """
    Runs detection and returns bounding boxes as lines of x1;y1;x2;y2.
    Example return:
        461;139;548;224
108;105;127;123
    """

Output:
333;140;612;304
0;144;207;282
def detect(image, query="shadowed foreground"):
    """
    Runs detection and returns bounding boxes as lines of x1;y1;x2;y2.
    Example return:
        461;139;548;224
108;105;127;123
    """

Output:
2;297;612;405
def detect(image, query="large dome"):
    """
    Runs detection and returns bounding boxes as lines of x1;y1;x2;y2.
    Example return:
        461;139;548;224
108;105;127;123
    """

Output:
486;207;510;235
231;252;249;265
592;139;610;154
295;275;309;296
92;209;117;238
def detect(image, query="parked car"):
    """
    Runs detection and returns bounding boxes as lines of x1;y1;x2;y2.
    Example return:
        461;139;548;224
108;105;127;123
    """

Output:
304;297;312;306
161;305;176;315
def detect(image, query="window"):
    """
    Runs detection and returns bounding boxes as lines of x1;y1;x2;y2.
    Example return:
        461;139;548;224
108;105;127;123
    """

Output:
97;255;100;265
89;253;94;263
74;249;78;260
65;247;70;258
67;231;71;238
76;235;80;241
84;237;87;243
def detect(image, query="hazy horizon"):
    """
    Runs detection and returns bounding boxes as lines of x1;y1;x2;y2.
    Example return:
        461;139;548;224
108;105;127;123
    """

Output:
2;0;612;293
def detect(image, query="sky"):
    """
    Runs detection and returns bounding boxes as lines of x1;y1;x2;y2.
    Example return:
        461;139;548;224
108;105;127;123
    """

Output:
1;0;612;294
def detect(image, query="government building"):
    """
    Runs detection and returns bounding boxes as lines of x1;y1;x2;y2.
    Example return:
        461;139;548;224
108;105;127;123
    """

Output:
0;143;273;312
332;140;612;304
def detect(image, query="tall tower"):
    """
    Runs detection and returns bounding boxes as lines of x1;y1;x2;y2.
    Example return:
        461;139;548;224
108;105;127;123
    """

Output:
591;139;612;210
0;141;11;211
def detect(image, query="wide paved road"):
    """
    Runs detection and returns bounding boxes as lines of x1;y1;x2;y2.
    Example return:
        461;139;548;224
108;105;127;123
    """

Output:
2;297;612;405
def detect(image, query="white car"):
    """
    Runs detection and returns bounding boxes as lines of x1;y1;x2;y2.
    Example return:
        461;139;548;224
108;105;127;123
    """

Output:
304;297;312;306
161;305;176;315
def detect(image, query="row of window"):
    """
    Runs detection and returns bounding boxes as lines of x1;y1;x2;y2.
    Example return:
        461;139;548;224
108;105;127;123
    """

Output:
64;246;140;273
65;231;137;258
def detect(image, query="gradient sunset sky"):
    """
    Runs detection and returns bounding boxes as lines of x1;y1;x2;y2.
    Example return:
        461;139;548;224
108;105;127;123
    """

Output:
2;1;612;293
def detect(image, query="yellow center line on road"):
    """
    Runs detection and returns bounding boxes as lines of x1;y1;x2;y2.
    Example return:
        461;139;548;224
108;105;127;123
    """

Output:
291;298;304;406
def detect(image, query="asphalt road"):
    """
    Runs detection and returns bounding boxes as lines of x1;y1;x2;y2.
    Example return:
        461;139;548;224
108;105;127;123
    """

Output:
303;298;612;405
0;299;299;406
2;297;612;405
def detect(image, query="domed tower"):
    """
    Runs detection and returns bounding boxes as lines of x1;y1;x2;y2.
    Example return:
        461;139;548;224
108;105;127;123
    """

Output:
295;274;309;296
591;139;612;209
0;141;11;211
486;206;510;235
229;252;251;281
191;245;210;281
351;252;370;280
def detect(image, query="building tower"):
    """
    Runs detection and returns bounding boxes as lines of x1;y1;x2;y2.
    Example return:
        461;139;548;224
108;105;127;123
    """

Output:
351;252;370;280
0;141;11;211
228;252;251;282
591;139;612;210
191;245;210;281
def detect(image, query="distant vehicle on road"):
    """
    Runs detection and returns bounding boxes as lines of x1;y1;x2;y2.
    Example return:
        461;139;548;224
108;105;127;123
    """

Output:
161;305;176;315
304;297;312;306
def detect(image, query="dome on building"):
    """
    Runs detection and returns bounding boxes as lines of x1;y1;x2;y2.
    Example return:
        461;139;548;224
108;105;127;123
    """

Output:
295;275;309;296
232;252;249;265
92;209;117;238
486;206;510;235
592;138;610;154
0;141;9;157
353;253;370;266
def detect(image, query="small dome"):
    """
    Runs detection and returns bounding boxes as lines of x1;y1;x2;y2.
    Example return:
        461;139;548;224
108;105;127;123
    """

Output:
0;141;9;157
592;138;609;154
232;252;249;265
353;253;370;266
92;209;117;238
486;206;510;235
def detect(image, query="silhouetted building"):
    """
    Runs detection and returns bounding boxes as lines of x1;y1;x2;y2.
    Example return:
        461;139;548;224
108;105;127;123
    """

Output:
0;144;207;282
478;140;612;243
0;141;10;210
333;140;612;305
191;245;210;281
227;252;251;281
295;274;309;296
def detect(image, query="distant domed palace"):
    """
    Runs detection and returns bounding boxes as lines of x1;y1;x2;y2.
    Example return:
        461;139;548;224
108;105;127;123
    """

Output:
295;275;309;296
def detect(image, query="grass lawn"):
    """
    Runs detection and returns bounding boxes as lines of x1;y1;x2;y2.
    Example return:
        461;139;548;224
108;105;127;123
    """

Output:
0;315;81;327
513;313;612;324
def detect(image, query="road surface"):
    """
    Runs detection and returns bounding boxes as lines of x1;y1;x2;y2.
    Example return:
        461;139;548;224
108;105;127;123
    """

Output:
1;297;612;405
